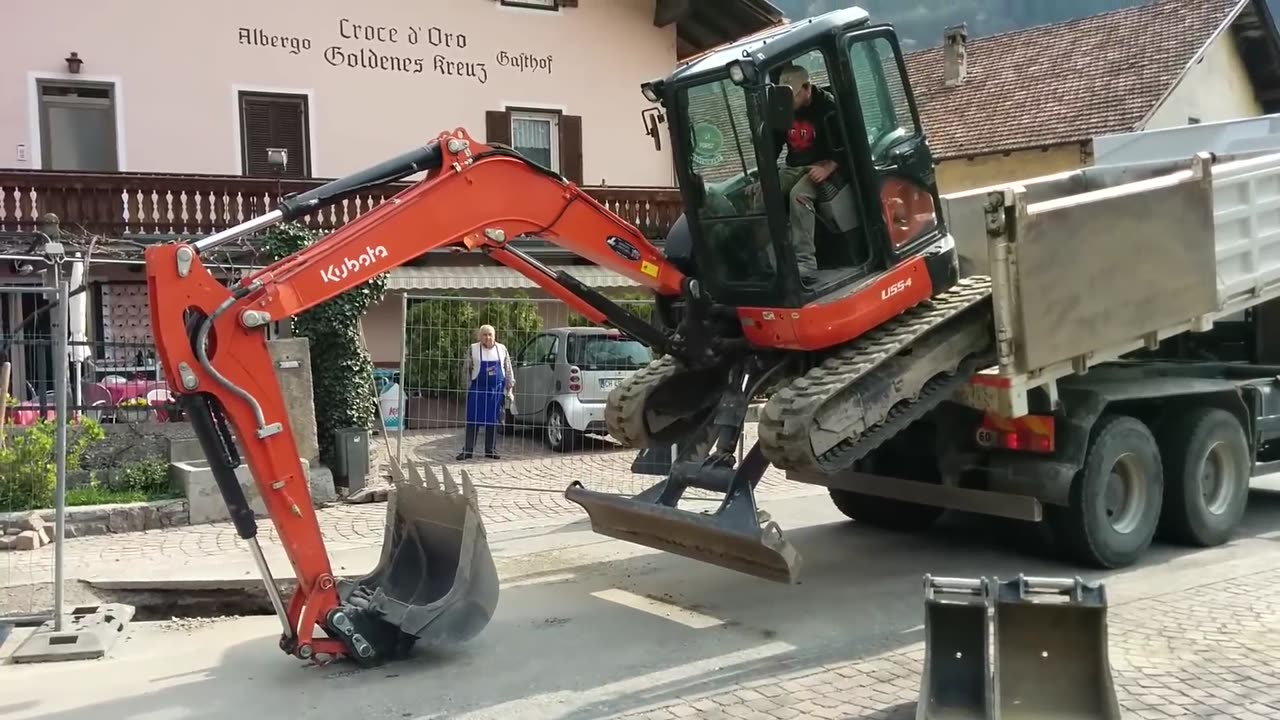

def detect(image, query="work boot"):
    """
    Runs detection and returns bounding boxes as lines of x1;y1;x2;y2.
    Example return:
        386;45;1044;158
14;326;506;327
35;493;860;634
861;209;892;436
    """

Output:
456;451;473;461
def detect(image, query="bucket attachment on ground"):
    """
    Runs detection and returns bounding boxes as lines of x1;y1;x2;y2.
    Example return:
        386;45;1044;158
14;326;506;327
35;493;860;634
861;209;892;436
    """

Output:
917;575;993;720
336;462;499;654
992;575;1120;720
565;442;801;583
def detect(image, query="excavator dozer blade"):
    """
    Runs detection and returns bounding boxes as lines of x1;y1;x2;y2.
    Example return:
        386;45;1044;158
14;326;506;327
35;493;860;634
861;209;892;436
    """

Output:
565;444;801;584
337;463;499;649
992;576;1121;720
916;575;993;720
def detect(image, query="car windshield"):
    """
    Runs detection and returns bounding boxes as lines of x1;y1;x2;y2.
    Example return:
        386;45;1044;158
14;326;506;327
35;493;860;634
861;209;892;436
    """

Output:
568;335;653;371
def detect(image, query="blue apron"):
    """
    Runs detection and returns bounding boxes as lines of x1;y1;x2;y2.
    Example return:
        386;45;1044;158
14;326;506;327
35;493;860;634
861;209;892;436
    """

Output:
466;351;505;426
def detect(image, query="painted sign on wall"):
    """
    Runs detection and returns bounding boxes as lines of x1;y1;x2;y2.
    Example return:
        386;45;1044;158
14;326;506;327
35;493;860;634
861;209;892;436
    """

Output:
236;16;555;85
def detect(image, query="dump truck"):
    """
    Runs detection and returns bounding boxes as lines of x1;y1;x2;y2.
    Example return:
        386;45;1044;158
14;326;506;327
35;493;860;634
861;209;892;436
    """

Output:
785;138;1280;570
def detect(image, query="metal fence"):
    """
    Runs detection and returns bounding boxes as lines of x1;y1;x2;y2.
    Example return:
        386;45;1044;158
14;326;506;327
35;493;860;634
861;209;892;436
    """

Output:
389;292;659;474
0;337;178;425
1;272;73;632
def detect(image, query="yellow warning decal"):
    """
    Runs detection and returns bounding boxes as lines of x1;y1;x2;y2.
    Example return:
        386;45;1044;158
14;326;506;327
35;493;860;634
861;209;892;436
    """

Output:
640;261;660;278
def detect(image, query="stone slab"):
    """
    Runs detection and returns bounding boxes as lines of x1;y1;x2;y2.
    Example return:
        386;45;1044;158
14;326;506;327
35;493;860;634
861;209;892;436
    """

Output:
9;603;135;663
174;457;320;525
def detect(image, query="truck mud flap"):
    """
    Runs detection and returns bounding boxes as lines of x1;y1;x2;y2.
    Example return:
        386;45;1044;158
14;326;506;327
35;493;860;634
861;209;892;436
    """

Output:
992;576;1120;720
565;443;801;584
337;463;499;649
917;575;993;720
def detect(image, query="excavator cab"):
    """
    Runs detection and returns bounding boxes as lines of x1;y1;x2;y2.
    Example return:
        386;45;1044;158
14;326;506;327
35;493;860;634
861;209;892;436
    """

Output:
649;7;943;310
566;7;958;584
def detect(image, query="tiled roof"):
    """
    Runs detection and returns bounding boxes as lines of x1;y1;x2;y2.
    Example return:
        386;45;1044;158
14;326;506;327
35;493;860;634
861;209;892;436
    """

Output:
903;0;1247;160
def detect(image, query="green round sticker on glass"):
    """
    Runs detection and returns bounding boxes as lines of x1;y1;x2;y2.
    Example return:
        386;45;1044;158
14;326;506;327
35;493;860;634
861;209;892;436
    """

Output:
691;123;724;166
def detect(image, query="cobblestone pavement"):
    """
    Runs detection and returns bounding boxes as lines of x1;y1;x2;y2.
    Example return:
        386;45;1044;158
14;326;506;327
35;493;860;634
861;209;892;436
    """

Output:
609;568;1280;720
1;423;822;589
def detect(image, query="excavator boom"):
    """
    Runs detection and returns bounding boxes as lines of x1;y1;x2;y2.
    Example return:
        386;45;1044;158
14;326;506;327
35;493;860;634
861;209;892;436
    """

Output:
144;128;693;665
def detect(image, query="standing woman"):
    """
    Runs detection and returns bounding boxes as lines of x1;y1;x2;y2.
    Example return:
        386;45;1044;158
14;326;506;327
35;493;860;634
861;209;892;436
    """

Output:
458;324;514;460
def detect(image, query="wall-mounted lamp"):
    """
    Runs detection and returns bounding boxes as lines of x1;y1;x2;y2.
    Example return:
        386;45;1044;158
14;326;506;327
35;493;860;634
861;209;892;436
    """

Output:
65;52;83;74
266;147;289;174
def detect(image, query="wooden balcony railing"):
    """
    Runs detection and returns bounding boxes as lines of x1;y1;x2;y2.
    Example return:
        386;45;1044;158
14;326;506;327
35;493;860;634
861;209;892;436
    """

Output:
0;169;684;242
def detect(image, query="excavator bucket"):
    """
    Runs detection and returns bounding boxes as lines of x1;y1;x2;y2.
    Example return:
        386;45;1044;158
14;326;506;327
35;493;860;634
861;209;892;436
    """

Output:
916;575;993;720
337;462;499;649
566;443;802;583
992;576;1120;720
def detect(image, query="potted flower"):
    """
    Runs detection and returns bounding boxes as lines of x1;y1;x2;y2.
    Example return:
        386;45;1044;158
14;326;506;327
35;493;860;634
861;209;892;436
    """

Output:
117;396;152;424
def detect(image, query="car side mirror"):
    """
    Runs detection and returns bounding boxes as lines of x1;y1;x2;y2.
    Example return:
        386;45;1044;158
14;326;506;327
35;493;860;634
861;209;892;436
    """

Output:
765;84;795;131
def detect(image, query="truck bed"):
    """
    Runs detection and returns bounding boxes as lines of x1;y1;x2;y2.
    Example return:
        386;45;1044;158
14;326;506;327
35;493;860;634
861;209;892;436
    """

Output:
941;150;1280;418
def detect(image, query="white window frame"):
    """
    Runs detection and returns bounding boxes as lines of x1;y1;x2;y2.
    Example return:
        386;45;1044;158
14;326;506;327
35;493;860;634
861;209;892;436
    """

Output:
509;110;560;173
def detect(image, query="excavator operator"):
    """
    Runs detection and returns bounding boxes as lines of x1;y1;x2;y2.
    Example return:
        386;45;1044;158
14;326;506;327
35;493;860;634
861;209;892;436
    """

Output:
774;63;840;289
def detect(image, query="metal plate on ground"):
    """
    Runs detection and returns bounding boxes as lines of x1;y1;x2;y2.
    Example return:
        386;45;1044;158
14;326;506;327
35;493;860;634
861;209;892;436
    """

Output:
9;603;135;663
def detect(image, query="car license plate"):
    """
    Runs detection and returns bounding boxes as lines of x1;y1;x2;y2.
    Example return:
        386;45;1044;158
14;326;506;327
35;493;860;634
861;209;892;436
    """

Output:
599;377;621;389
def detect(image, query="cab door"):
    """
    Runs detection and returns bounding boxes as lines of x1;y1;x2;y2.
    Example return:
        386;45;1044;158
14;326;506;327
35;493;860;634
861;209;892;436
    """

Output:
840;28;942;264
513;333;558;423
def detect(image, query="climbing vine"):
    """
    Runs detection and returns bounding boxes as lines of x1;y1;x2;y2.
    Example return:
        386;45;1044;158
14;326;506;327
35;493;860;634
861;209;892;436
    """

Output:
260;222;387;467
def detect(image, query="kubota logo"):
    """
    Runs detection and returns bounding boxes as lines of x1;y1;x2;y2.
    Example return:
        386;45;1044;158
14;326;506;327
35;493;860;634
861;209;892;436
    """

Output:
321;245;390;284
881;277;912;300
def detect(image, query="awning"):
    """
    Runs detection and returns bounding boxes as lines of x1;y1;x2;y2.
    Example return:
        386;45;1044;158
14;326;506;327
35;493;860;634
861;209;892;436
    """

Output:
386;264;639;291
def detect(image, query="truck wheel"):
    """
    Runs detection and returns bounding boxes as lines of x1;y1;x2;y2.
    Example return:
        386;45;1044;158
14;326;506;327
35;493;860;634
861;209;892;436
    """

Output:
1048;414;1163;568
1154;407;1249;547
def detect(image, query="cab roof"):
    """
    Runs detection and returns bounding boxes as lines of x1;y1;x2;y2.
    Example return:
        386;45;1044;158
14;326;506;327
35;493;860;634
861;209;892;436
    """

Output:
666;6;872;85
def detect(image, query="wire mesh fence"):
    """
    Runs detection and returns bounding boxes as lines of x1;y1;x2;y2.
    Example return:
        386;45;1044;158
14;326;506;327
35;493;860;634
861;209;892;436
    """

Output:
1;280;71;629
395;292;655;457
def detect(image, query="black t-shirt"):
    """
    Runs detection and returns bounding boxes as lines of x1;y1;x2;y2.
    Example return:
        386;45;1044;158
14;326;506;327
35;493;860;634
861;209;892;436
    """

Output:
775;87;838;168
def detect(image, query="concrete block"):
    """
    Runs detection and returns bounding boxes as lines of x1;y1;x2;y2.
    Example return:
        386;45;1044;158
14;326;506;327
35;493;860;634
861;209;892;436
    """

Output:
173;457;314;525
309;464;337;505
9;604;135;663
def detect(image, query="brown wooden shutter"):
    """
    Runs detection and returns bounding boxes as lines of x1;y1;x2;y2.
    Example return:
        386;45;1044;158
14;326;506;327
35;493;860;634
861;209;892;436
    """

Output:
560;0;578;6
559;114;583;184
485;110;512;146
240;93;310;178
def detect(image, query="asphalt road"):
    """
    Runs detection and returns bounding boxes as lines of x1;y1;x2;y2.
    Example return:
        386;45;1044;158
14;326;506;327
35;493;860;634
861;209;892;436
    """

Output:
3;487;1280;720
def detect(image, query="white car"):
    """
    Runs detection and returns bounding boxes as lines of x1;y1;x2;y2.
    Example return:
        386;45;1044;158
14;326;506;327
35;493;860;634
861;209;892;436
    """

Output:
506;326;655;452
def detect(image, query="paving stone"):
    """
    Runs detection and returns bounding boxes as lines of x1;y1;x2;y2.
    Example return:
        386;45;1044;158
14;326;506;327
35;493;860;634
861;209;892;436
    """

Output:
611;567;1280;720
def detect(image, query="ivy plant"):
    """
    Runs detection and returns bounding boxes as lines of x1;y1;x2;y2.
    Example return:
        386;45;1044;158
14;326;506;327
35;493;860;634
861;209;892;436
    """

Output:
260;222;387;468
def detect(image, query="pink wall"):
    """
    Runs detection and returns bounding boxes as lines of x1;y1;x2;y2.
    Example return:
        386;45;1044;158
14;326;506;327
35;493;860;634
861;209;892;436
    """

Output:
2;0;677;185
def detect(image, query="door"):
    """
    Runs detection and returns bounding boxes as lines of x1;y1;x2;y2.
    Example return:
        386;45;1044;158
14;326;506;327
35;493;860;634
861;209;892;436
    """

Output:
513;333;558;422
37;80;118;171
841;30;941;262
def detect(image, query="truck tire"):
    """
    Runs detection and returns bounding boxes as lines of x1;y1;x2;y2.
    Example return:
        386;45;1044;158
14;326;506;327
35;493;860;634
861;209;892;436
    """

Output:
1154;407;1249;547
1048;414;1163;569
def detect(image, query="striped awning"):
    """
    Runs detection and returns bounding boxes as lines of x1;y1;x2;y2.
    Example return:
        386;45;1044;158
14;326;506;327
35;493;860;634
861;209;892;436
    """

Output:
386;264;639;291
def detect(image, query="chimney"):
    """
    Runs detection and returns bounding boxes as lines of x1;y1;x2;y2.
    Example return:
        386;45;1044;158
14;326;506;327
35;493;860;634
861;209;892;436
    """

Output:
943;23;968;87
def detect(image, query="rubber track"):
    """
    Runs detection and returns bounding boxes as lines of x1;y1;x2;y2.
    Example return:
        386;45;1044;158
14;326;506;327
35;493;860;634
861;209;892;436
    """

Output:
758;275;994;474
605;354;682;448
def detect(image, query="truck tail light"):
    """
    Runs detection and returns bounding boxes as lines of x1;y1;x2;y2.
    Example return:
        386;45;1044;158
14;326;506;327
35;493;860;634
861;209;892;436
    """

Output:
568;365;582;394
976;413;1055;454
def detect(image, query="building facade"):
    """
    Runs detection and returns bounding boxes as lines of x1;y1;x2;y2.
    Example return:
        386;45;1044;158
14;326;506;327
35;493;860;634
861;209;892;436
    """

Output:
0;0;783;404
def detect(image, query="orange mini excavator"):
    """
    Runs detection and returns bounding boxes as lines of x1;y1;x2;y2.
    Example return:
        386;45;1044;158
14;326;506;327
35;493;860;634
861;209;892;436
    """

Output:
144;8;994;666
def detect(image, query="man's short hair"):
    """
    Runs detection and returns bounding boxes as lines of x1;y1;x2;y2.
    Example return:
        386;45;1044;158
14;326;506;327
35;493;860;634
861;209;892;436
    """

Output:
780;64;809;85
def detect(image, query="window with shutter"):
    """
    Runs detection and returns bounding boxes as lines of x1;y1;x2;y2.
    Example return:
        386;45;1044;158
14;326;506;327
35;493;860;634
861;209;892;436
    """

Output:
238;91;312;178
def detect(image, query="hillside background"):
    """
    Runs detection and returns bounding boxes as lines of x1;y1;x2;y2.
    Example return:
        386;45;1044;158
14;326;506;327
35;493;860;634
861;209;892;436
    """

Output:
771;0;1156;51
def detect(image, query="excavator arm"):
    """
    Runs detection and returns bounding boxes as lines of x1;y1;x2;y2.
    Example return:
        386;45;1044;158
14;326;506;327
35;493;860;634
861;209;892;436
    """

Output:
143;128;695;665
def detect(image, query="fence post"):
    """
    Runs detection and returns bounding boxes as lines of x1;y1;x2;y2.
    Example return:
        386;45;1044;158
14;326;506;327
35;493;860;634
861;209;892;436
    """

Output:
49;260;70;631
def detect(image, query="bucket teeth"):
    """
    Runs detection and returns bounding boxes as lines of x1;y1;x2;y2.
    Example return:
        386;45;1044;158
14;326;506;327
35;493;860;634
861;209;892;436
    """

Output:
440;465;459;494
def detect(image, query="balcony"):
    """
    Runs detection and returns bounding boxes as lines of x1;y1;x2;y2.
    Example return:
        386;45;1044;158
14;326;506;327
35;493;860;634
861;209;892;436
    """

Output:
0;169;684;246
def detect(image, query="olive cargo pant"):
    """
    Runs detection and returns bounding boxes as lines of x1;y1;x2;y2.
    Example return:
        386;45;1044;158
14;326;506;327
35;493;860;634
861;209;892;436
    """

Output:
779;165;820;279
